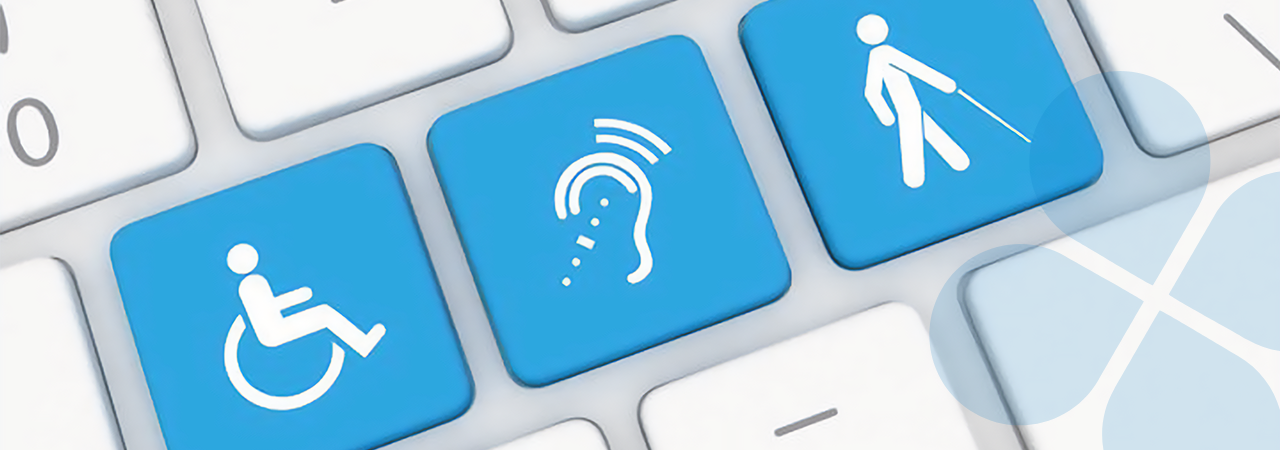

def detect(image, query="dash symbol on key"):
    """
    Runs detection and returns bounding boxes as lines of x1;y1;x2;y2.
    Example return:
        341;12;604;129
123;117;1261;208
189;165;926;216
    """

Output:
1224;13;1280;72
774;407;838;437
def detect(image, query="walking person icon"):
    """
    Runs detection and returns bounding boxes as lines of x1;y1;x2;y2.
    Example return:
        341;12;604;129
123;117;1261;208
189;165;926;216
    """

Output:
227;243;386;357
859;13;970;189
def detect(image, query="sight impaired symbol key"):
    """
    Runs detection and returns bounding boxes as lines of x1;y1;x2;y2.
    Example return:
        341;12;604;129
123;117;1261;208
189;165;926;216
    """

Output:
741;0;1105;269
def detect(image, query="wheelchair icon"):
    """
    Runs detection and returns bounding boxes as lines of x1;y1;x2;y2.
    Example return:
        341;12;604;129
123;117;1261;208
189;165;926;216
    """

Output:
221;243;386;411
224;315;344;411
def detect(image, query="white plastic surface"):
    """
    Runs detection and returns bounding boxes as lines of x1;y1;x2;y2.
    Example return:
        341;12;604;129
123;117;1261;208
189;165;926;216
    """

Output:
1071;0;1280;155
545;0;674;32
641;303;979;450
0;259;121;450
195;0;511;140
0;0;194;232
490;419;610;450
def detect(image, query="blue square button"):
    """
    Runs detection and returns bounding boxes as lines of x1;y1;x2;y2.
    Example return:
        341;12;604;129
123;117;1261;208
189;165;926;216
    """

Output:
111;145;472;450
429;36;790;387
742;0;1104;269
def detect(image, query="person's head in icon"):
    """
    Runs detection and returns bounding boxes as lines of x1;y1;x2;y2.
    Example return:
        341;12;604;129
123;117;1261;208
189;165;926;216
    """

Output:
228;243;259;275
857;14;889;46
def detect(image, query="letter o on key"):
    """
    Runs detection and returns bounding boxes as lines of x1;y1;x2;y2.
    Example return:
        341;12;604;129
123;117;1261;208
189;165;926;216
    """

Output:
8;98;60;167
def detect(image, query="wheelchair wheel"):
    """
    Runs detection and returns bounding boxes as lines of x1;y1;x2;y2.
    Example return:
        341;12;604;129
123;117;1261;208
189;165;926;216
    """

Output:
223;315;345;411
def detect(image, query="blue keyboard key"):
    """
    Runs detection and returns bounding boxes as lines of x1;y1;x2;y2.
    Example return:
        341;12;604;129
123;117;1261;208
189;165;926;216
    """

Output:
429;36;790;387
742;0;1104;269
111;145;471;450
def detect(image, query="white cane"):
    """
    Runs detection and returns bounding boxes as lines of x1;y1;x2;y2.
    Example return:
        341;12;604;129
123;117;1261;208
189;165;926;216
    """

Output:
956;89;1032;143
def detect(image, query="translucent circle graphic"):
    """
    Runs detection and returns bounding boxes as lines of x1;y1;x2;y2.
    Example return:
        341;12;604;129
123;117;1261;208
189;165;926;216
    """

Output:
931;72;1212;426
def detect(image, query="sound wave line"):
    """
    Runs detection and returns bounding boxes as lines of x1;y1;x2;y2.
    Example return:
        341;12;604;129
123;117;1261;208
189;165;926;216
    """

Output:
598;134;659;164
595;118;673;158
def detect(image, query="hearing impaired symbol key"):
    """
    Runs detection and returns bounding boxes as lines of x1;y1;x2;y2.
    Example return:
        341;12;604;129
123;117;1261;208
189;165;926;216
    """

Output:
430;36;791;387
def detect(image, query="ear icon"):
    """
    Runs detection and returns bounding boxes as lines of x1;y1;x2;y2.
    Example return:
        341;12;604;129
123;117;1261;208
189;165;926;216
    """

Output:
1;4;9;54
554;119;674;286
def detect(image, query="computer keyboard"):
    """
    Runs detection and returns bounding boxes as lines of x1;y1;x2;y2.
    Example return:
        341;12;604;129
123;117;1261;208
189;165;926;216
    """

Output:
1;0;1278;450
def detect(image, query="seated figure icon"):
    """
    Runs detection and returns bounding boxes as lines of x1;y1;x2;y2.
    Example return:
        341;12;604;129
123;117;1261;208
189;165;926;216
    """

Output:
230;243;386;356
224;243;386;411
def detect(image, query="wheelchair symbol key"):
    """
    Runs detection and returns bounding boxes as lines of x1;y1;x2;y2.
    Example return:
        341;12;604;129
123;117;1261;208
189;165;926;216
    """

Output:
111;145;471;450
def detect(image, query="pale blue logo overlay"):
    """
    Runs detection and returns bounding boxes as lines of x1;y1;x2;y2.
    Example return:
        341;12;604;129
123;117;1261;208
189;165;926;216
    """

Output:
111;145;472;450
741;0;1103;269
931;72;1280;448
429;36;790;387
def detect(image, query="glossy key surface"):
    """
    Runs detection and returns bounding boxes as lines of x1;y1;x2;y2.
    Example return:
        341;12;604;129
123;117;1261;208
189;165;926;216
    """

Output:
642;303;979;450
0;259;120;450
111;145;471;450
0;0;193;232
196;0;511;139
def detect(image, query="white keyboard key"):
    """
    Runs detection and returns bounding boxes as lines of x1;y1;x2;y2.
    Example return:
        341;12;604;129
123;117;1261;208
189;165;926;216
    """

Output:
545;0;673;32
0;259;120;450
197;0;510;140
963;158;1280;450
1071;0;1280;156
490;419;609;450
0;0;194;232
641;303;978;450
